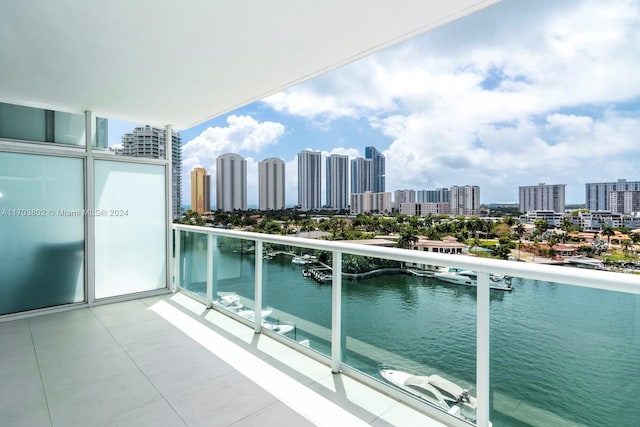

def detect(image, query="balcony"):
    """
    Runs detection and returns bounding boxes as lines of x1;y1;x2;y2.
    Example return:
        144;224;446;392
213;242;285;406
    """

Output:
0;292;445;426
2;223;640;426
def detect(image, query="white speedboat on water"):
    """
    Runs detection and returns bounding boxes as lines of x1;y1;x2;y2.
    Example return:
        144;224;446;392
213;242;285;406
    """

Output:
262;321;295;335
235;308;273;321
212;293;243;310
433;270;512;291
378;364;477;422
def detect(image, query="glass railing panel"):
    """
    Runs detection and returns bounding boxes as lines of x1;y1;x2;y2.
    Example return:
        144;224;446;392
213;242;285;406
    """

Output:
341;257;479;423
212;236;255;315
490;277;640;426
178;230;208;298
261;244;332;355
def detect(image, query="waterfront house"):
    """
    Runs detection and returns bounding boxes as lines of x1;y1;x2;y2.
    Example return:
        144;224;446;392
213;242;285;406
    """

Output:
410;236;469;255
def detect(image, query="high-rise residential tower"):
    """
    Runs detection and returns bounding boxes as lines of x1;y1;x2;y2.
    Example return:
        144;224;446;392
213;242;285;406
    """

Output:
609;190;640;214
394;189;416;211
519;183;566;213
120;125;182;218
258;157;285;211
297;150;321;211
450;185;480;216
326;154;349;210
216;153;247;211
585;179;640;211
190;167;210;214
350;157;372;194
365;146;385;193
417;188;450;203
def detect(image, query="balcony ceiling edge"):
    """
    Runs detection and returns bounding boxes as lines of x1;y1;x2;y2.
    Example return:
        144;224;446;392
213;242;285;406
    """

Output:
0;0;500;128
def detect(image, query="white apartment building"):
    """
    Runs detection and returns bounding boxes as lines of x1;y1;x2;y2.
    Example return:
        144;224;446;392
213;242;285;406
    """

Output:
417;188;450;203
350;191;392;214
574;211;640;232
394;189;415;211
298;150;322;211
120;125;182;218
519;210;565;227
450;185;480;216
258;157;285;211
608;190;640;214
216;153;247;211
326;154;349;210
586;179;640;211
400;202;450;216
519;183;565;213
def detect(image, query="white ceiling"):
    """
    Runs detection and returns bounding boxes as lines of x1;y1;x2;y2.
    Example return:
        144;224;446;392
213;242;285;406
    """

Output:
0;0;499;129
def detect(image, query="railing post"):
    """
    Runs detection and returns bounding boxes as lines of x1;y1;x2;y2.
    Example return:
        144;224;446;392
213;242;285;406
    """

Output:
173;229;181;292
212;235;218;301
206;233;213;307
254;240;263;334
331;250;342;373
476;272;490;427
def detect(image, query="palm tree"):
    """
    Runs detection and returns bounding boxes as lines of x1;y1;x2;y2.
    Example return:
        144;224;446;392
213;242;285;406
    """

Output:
397;227;418;249
547;234;559;258
600;225;615;246
621;239;632;257
517;240;525;260
532;238;541;261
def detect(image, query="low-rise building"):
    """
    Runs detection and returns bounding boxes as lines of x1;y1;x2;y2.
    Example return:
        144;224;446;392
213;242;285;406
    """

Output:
399;202;450;216
519;210;564;227
410;236;468;255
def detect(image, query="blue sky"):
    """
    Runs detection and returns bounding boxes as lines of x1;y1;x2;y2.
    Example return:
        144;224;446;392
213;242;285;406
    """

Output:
109;0;640;209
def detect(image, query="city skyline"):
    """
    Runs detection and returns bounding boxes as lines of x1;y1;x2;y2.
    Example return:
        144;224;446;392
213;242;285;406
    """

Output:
108;0;640;207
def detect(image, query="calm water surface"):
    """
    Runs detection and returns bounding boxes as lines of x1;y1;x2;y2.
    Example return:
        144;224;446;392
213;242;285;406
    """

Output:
213;251;640;426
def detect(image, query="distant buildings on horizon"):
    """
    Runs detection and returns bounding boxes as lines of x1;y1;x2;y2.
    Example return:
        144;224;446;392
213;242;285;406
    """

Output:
259;158;285;211
519;183;566;214
190;167;210;214
182;144;640;218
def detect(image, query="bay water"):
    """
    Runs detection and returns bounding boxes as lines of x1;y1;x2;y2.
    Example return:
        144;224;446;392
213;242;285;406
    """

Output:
211;250;640;426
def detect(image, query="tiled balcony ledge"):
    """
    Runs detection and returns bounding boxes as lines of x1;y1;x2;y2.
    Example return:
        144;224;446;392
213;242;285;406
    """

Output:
0;292;446;427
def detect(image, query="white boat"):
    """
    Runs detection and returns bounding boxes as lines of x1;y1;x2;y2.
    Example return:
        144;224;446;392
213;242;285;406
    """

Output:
262;321;295;335
291;256;307;265
406;266;449;277
235;308;273;321
433;270;512;291
378;364;477;422
212;293;243;310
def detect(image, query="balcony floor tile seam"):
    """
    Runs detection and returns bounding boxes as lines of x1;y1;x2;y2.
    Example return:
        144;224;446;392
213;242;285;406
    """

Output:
147;297;372;427
26;317;54;427
89;308;192;427
163;295;440;426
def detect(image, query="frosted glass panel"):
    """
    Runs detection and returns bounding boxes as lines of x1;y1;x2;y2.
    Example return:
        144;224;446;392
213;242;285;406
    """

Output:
0;153;84;315
94;160;166;298
0;103;46;142
0;102;85;145
54;111;85;145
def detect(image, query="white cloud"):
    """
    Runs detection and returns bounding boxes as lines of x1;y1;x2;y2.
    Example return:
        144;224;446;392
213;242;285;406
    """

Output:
181;115;285;208
259;0;640;202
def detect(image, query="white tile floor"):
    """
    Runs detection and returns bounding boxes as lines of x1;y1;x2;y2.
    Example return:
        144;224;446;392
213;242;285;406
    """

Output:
0;293;448;427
